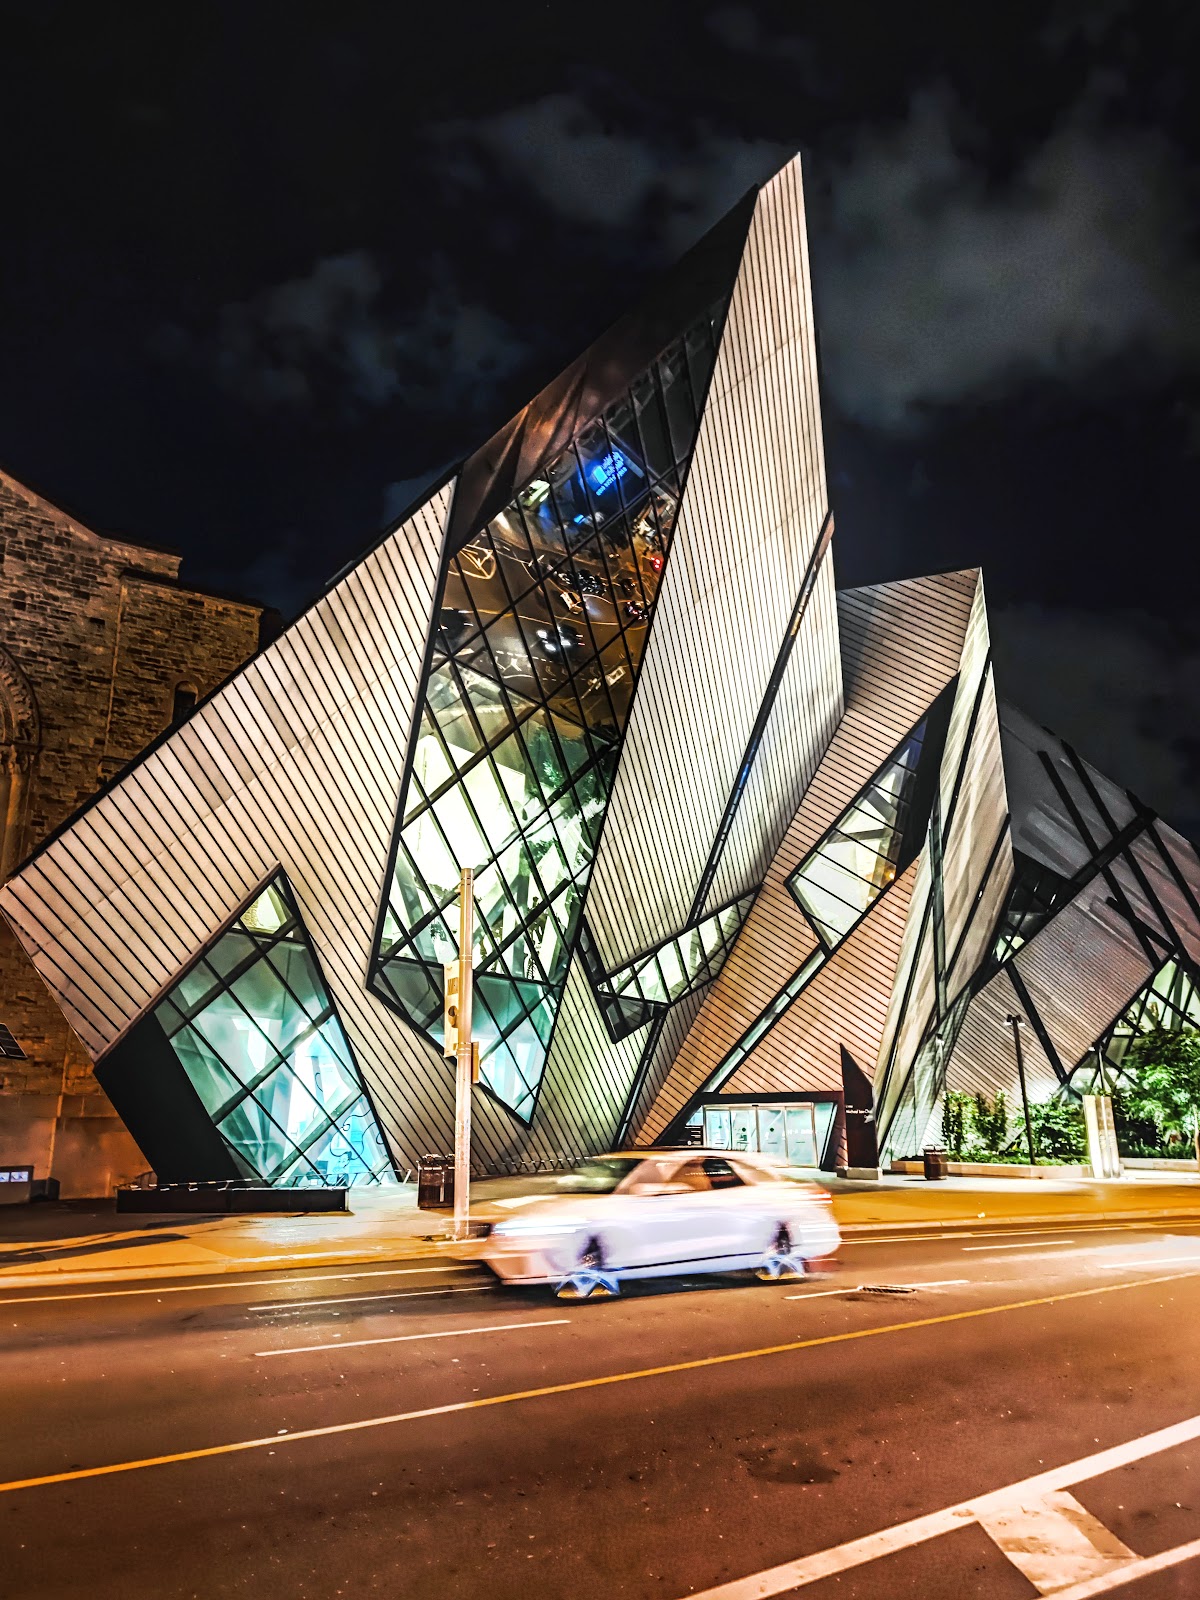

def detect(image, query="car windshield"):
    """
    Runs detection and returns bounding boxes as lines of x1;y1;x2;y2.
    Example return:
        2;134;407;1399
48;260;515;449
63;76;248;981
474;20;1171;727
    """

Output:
556;1157;645;1194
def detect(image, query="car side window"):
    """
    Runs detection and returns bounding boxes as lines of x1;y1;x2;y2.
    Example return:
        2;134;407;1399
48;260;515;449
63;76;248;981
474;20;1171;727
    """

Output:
674;1161;712;1192
701;1157;744;1189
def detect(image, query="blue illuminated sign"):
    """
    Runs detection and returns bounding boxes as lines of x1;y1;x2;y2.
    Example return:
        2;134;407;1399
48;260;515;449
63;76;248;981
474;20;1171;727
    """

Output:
589;451;627;493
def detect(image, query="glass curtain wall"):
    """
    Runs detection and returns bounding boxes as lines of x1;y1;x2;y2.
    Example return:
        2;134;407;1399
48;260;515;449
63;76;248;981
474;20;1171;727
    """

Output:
155;878;394;1186
584;892;756;1043
370;306;723;1120
787;722;927;949
1071;958;1200;1093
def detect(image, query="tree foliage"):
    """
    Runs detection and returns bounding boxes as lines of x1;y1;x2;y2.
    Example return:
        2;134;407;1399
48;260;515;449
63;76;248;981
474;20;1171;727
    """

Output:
1123;1023;1200;1162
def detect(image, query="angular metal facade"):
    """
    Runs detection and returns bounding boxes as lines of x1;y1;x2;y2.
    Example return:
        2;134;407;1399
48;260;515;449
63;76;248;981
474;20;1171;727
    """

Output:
3;151;1196;1186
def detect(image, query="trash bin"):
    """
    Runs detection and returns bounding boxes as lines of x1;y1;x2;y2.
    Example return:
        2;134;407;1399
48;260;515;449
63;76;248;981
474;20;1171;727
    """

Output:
922;1146;949;1181
417;1155;454;1210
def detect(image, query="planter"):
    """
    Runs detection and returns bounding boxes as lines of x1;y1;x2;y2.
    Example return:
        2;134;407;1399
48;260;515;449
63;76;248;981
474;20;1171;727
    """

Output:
889;1160;1092;1180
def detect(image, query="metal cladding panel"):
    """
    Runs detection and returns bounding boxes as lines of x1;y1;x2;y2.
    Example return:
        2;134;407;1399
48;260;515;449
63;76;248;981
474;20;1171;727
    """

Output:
509;952;644;1168
585;155;839;972
637;570;978;1142
623;983;713;1141
700;560;841;916
723;860;919;1096
875;574;1009;1095
1008;876;1156;1071
0;489;480;1169
945;967;1063;1105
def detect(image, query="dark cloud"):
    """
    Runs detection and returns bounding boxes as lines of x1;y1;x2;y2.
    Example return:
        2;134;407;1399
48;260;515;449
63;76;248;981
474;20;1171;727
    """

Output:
429;93;788;258
992;603;1200;835
813;91;1200;429
158;250;525;423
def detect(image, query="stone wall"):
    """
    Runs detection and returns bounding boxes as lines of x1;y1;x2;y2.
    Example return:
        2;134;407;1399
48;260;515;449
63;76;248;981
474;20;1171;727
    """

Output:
0;469;265;1195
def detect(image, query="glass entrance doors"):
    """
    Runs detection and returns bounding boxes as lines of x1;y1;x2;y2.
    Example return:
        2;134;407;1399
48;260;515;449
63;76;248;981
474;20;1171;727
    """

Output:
702;1101;820;1166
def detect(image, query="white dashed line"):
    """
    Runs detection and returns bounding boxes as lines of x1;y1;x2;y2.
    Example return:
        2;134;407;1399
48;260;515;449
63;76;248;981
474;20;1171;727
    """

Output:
255;1317;569;1358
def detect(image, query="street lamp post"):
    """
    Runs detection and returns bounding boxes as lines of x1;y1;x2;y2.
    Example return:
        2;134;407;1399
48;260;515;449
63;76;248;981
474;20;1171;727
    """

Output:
453;868;475;1242
1006;1012;1037;1166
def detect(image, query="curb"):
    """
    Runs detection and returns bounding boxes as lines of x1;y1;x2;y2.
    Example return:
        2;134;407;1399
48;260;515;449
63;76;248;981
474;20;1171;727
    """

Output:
839;1206;1200;1236
3;1206;1200;1290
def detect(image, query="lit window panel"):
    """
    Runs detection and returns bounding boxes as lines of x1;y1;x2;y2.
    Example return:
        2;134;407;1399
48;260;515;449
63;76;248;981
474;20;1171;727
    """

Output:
155;876;393;1187
371;308;724;1117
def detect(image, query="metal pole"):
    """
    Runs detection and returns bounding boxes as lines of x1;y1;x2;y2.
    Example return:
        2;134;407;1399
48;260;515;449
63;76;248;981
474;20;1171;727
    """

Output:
1007;1013;1036;1166
453;868;474;1241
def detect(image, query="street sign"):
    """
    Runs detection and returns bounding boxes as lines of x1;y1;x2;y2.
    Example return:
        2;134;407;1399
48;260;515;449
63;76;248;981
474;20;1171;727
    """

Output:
443;960;461;1058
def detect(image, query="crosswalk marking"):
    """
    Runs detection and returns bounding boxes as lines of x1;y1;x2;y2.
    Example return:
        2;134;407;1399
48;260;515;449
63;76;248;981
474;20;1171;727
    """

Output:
975;1489;1136;1593
679;1409;1200;1599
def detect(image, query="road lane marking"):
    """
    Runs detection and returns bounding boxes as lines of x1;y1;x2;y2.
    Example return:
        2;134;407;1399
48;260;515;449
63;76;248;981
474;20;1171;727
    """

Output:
782;1290;846;1301
248;1285;488;1312
1;1268;1197;1495
962;1239;1076;1251
845;1221;1200;1247
255;1317;568;1358
974;1489;1136;1593
677;1408;1200;1599
1048;1536;1200;1598
1098;1255;1200;1270
0;1265;474;1308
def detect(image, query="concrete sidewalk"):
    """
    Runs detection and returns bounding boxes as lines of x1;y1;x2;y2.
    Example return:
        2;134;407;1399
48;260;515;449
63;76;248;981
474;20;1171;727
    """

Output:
2;1169;1200;1290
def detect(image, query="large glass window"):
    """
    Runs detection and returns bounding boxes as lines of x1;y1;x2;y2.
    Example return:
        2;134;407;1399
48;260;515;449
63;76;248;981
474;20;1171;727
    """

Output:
581;891;756;1043
371;307;724;1118
1073;958;1200;1094
156;877;394;1187
788;721;926;949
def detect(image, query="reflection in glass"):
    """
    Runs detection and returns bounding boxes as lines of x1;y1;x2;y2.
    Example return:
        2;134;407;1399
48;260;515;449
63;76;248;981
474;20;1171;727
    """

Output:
788;722;927;949
372;308;724;1118
1073;958;1200;1095
155;878;393;1187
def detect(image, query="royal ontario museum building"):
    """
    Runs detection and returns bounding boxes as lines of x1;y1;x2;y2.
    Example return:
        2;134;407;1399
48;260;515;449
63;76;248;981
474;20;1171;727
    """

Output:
4;155;1199;1188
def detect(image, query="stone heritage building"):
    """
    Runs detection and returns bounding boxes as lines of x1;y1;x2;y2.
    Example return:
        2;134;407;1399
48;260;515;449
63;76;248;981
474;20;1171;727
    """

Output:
0;468;267;1195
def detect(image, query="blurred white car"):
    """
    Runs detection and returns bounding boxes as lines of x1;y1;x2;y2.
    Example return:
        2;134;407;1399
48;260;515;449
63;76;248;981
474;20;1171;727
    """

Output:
464;1149;839;1299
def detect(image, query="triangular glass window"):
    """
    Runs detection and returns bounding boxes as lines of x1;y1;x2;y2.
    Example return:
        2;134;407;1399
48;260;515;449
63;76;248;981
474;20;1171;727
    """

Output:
581;891;757;1044
787;722;927;951
1072;958;1200;1094
370;305;726;1118
154;876;394;1187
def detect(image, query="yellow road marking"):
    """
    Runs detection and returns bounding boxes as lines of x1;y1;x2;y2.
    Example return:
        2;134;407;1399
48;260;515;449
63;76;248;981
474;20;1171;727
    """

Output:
2;1269;1196;1495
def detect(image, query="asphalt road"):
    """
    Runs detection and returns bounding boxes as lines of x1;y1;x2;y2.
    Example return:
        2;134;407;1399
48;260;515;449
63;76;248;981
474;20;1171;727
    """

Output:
3;1220;1200;1599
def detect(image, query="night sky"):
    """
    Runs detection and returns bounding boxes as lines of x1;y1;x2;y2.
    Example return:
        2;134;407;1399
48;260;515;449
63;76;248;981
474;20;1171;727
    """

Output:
4;2;1199;833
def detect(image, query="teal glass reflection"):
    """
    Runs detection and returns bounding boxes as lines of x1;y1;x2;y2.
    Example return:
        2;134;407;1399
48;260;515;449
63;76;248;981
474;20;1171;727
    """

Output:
788;723;926;950
372;307;724;1117
155;877;394;1187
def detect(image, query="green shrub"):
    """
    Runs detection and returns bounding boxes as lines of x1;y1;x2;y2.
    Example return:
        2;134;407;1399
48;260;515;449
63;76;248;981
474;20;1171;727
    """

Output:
941;1090;971;1159
1031;1097;1086;1161
969;1089;1010;1157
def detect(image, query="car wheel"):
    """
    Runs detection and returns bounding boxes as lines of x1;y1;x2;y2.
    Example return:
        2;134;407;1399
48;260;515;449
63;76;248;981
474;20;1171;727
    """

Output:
556;1235;619;1300
755;1221;805;1282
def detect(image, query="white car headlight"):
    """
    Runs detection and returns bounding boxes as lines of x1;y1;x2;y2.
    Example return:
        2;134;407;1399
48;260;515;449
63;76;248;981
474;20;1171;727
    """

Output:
491;1220;580;1239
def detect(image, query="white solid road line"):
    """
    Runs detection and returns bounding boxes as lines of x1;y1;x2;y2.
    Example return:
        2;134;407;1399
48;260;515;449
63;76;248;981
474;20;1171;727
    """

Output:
0;1264;474;1308
962;1239;1077;1251
249;1285;488;1312
846;1220;1200;1247
1098;1255;1200;1271
255;1317;569;1358
1046;1536;1200;1599
676;1410;1200;1600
